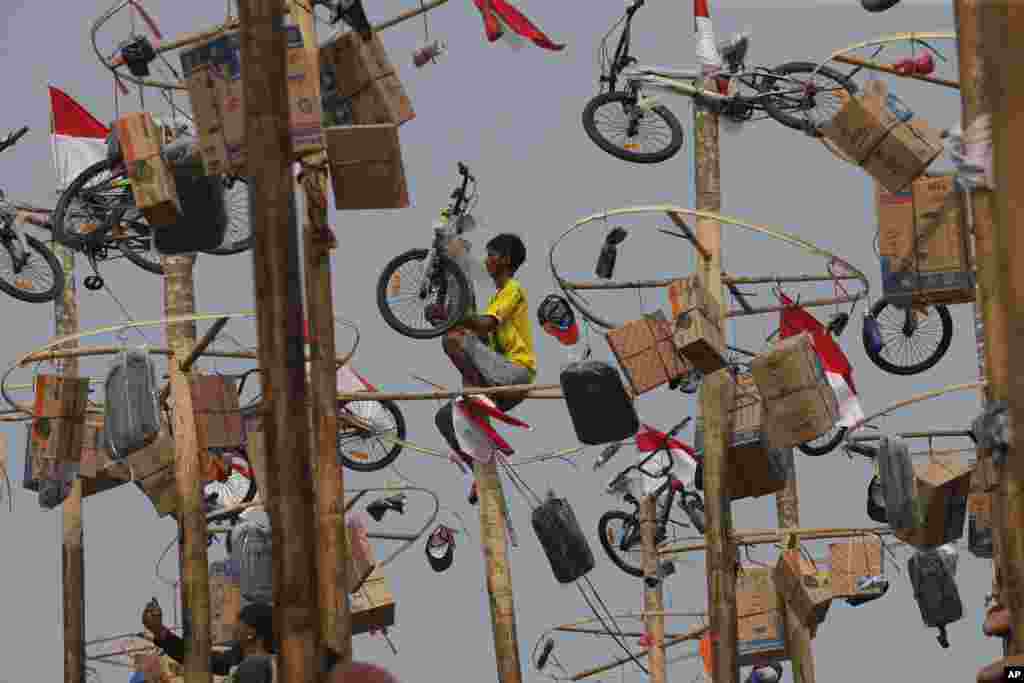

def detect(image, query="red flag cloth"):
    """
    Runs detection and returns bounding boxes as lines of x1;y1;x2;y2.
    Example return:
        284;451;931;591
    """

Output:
49;86;108;138
635;423;699;459
49;86;109;190
777;293;856;395
472;0;565;51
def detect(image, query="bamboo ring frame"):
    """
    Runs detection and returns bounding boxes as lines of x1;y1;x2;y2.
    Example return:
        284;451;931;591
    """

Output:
548;204;870;331
0;311;360;418
843;380;986;439
658;524;893;558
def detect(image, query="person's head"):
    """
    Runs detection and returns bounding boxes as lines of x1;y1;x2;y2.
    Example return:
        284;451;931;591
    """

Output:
332;661;400;683
236;602;275;654
485;233;526;280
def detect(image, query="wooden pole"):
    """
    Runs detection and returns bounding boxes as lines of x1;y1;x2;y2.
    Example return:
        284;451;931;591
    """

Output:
976;0;1024;657
695;75;740;683
774;453;815;683
640;495;666;683
239;1;322;679
830;54;959;89
475;458;523;683
163;254;212;683
287;0;352;664
56;244;85;683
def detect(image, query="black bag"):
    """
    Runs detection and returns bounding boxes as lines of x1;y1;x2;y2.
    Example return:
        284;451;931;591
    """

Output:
877;437;915;530
531;491;595;583
104;349;162;459
559;360;638;445
152;136;229;255
866;475;887;524
907;546;963;648
968;513;994;559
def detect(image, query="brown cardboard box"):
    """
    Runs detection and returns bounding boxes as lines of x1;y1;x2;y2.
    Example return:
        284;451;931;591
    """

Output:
749;333;823;402
180;40;230;175
113;113;182;226
209;561;241;644
605;310;691;395
32;375;89;464
246;431;269;499
129;433;178;517
895;453;971;548
968;491;992;529
325;124;410;210
878;174;974;306
323;32;415;126
736;567;787;664
667;275;726;373
828;536;883;598
820;80;901;164
78;414;103;479
114;112;163;163
79;415;133;497
190;374;243;449
344;520;376;594
863;116;944;193
284;25;325;153
350;566;396;635
773;550;832;630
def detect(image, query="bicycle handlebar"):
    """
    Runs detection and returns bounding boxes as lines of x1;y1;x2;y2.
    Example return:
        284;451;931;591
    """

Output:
450;162;474;216
612;416;692;483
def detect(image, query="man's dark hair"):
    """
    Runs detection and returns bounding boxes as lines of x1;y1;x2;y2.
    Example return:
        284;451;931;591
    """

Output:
238;602;275;652
486;233;526;274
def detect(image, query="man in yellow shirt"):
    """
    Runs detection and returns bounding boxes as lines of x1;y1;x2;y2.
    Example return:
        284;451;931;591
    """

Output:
432;233;536;504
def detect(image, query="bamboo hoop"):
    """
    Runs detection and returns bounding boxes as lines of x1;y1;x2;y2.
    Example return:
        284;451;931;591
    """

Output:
548;204;870;330
843;380;986;438
1;312;360;417
658;525;893;557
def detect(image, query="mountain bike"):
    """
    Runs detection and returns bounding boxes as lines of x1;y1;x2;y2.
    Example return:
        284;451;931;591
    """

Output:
862;297;953;376
597;416;707;578
0;126;65;303
582;0;858;164
376;162;479;339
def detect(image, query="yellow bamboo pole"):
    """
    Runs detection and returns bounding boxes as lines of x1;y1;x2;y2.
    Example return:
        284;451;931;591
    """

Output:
640;496;666;682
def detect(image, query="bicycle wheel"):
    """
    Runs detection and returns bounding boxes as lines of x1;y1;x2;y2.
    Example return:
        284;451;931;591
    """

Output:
337;399;407;472
760;61;858;137
117;222;164;275
598;510;645;577
0;233;65;303
582;91;685;164
798;424;848;456
376;249;472;340
863;297;953;376
201;176;253;255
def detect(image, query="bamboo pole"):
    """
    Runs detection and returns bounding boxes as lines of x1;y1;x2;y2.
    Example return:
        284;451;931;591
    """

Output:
831;54;959;89
976;0;1024;657
475;456;523;683
163;255;212;683
774;453;816;683
563;273;863;290
640;496;666;682
695;63;740;683
570;623;708;681
287;0;352;664
239;1;322;680
55;244;85;683
660;527;894;556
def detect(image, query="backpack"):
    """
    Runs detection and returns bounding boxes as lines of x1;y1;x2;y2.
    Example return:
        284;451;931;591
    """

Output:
559;360;638;445
876;437;915;530
231;507;274;604
907;545;963;648
152;135;229;255
531;491;595;584
104;349;161;459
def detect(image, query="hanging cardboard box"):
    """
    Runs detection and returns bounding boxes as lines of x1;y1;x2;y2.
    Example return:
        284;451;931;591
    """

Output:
129;432;178;517
828;536;884;599
820;80;901;165
349;565;396;636
605;310;692;395
190;374;243;449
344;514;376;594
863;115;944;194
322;32;415;126
877;174;975;307
894;451;971;548
666;275;727;374
113;112;182;228
209;560;241;644
78;413;104;479
78;414;134;497
179;40;230;175
32;374;89;465
969;491;992;529
325;124;410;210
773;550;833;632
736;566;787;665
750;332;839;450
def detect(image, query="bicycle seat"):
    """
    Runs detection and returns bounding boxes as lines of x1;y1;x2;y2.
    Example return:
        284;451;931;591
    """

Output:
628;64;701;81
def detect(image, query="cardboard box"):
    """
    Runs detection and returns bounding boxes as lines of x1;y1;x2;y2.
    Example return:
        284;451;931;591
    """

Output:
179;40;230;175
32;374;89;464
191;374;243;449
773;550;832;631
968;491;992;529
820;80;902;165
736;567;787;664
113;113;183;227
344;517;376;594
322;32;414;126
114;112;163;163
895;452;971;548
209;560;241;644
129;432;178;517
325;124;410;210
828;536;883;598
666;275;726;373
605;310;691;395
350;566;396;635
878;174;975;307
863;116;944;193
79;414;133;497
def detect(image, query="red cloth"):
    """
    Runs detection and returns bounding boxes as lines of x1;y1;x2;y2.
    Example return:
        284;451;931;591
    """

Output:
777;293;856;395
635;423;699;460
49;86;108;138
472;0;565;51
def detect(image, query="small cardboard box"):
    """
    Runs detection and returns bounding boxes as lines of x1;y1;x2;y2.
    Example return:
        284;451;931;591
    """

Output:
209;560;241;644
190;374;243;449
863;116;944;194
79;415;133;497
878;174;975;307
605;310;691;395
322;32;414;126
667;275;726;373
828;536;883;599
773;550;832;631
32;374;89;464
895;453;971;548
344;516;376;594
114;112;163;163
736;567;787;664
350;566;396;636
969;491;992;529
129;432;178;517
820;80;902;165
114;112;183;227
325;124;410;210
179;40;230;175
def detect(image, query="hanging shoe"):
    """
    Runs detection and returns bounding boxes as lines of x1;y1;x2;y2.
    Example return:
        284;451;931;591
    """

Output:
468;480;479;506
425;525;456;572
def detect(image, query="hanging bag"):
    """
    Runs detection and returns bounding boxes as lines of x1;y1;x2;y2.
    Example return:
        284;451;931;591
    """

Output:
907;545;963;648
104;347;161;460
531;490;595;584
559;360;638;445
230;506;274;604
153;134;229;255
876;436;915;530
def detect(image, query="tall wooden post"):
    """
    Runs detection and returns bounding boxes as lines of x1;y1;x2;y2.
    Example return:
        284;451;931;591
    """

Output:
56;244;85;683
695;100;739;681
775;454;815;683
640;496;666;683
287;0;353;662
475;458;523;683
975;0;1024;657
163;254;212;683
239;1;322;679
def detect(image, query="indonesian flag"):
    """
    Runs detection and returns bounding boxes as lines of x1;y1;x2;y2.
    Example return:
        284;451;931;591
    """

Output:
634;423;700;495
452;394;530;463
472;0;565;52
49;86;109;192
694;0;722;74
778;293;864;428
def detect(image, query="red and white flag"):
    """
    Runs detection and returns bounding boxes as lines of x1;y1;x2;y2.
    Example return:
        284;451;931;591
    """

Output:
778;293;865;428
694;0;722;74
634;422;699;494
49;86;109;192
472;0;565;52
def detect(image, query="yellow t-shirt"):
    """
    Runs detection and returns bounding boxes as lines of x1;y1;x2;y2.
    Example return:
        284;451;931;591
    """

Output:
484;278;536;377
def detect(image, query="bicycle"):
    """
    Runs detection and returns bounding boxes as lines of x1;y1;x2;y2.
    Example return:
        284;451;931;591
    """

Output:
376;162;479;340
51;124;252;290
581;0;858;164
862;296;953;376
596;416;707;578
0;126;65;303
